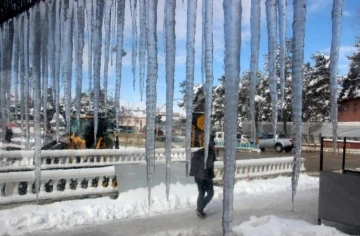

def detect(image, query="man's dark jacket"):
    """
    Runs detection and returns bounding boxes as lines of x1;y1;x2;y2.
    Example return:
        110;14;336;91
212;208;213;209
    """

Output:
189;147;216;180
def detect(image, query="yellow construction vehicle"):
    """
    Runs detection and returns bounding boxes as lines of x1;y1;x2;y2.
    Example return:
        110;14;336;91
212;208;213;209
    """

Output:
42;116;114;150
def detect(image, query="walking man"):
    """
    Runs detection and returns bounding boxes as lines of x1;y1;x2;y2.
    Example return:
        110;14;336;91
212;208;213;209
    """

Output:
190;135;217;218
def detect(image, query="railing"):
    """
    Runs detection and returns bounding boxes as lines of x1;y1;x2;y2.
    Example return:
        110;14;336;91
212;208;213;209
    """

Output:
0;166;117;204
213;157;305;182
0;154;304;205
0;148;193;171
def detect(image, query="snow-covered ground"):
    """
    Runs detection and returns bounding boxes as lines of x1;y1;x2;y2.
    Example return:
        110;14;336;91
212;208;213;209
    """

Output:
0;175;349;236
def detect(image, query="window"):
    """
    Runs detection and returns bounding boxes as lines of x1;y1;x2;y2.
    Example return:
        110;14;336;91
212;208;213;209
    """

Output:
346;105;350;114
354;103;358;113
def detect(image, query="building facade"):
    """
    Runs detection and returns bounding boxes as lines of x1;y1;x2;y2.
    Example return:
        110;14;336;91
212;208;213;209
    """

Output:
338;97;360;122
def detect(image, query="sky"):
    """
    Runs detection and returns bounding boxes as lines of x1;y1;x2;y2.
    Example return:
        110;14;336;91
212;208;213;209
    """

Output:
81;0;360;114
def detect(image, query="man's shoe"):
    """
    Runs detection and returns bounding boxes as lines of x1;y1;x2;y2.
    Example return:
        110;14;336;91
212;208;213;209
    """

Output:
196;209;206;219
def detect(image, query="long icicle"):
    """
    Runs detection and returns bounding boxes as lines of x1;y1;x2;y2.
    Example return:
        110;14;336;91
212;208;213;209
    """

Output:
278;0;287;120
250;0;261;142
164;0;176;201
115;0;126;132
19;16;25;134
6;20;14;127
63;0;73;135
54;0;61;142
24;12;30;149
130;0;138;90
139;0;146;101
48;0;56;109
203;0;214;168
222;0;242;234
266;0;278;140
75;0;85;123
185;0;198;176
32;3;42;204
0;22;9;143
103;0;112;118
146;0;158;210
291;0;307;211
93;0;104;147
330;0;344;151
86;0;93;111
201;0;205;85
40;1;49;139
13;18;20;130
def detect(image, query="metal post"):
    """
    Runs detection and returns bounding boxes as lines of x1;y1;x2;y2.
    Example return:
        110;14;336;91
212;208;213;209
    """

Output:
342;137;347;174
320;136;324;171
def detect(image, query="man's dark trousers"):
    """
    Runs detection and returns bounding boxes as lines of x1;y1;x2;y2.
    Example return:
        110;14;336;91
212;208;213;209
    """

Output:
195;178;214;211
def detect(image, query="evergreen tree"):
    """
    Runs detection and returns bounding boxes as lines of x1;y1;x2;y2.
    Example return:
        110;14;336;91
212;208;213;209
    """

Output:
303;53;331;122
339;38;360;100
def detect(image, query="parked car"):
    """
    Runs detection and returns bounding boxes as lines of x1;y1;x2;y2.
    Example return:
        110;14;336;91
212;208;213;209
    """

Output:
214;132;250;145
258;133;293;153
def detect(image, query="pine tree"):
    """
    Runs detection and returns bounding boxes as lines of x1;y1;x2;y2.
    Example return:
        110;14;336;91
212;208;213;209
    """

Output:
303;53;331;122
339;38;360;100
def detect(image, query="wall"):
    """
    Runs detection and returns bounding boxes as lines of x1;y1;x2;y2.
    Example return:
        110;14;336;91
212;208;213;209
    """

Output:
338;98;360;122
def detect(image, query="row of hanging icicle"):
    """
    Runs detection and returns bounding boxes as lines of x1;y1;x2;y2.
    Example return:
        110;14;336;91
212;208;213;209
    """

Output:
0;0;343;235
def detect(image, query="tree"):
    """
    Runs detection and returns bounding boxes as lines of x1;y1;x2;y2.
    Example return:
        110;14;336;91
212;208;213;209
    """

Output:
303;53;331;122
339;38;360;100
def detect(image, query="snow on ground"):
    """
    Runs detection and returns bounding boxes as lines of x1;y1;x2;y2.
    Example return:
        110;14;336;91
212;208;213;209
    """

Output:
233;215;347;236
0;175;324;236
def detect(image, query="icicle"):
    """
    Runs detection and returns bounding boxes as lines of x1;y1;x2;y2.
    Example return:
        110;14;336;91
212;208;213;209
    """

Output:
146;0;158;209
32;3;42;204
24;13;31;149
222;1;242;234
203;0;214;168
115;0;126;131
185;0;197;176
103;0;112;119
266;0;278;140
291;0;307;211
40;1;49;138
93;0;104;147
330;0;344;152
54;0;61;142
13;18;20;129
62;0;73;135
19;16;25;133
86;0;93;109
130;0;138;90
76;0;85;123
164;0;176;201
139;0;146;101
0;28;3;142
0;22;9;143
48;0;56;110
201;0;205;85
278;0;286;120
250;0;261;142
6;21;14;126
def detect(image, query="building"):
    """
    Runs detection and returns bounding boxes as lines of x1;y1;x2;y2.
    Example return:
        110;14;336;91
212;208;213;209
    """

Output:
338;97;360;122
118;108;146;133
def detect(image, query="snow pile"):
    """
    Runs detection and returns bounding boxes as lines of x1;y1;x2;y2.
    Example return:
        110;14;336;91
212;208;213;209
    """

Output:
147;229;211;236
233;215;346;236
0;175;318;235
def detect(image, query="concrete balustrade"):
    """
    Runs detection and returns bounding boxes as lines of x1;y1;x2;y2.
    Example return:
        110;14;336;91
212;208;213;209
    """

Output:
0;148;195;171
213;157;305;182
0;153;304;205
0;166;117;204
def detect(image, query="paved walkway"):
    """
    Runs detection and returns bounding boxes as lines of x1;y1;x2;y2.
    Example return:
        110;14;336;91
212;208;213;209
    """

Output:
30;189;321;236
